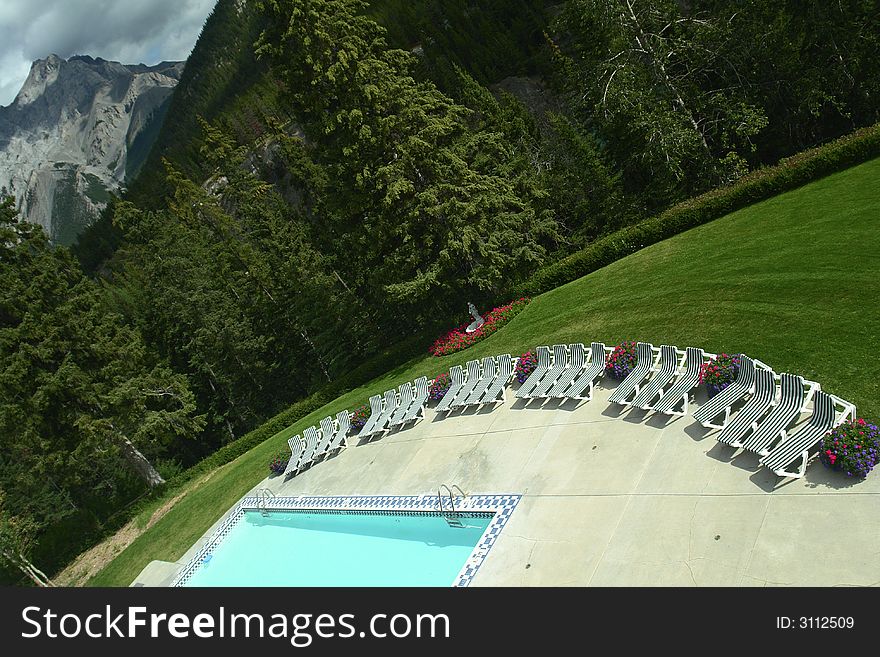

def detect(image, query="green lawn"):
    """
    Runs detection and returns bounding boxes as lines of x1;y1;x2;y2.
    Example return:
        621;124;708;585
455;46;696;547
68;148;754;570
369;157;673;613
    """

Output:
89;156;880;586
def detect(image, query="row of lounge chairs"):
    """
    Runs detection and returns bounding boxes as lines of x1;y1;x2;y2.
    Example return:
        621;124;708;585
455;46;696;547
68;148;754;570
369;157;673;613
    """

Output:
435;354;515;413
515;343;608;401
603;341;852;479
357;376;430;441
283;377;430;480
282;410;351;479
283;339;854;483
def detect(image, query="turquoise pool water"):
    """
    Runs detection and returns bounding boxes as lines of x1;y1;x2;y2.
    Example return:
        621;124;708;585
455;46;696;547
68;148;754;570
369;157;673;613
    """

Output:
185;510;493;586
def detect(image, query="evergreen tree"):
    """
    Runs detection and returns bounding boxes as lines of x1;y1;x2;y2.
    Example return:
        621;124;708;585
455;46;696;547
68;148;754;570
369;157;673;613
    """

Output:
0;195;203;518
256;0;559;324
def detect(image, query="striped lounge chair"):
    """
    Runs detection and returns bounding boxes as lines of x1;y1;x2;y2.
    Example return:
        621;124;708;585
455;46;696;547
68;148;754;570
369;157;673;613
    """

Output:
608;342;655;405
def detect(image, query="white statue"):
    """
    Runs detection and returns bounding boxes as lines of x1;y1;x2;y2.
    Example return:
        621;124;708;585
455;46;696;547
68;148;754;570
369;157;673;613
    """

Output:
465;302;485;333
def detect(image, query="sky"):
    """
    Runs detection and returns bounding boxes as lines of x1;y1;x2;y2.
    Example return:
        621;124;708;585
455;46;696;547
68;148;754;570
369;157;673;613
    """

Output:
0;0;217;107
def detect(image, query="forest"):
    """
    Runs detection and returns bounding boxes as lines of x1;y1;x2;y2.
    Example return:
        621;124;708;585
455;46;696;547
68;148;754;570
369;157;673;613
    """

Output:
2;0;879;583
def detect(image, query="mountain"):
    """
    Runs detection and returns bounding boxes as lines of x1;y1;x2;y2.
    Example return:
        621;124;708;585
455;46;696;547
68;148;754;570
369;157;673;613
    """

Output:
0;54;184;244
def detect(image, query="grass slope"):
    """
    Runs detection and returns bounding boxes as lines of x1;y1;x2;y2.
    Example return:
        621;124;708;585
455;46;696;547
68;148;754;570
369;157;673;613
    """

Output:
89;156;880;586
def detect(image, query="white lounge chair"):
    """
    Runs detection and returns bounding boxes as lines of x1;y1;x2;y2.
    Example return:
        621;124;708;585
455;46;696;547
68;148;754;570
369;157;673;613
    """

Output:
516;346;551;399
367;389;399;438
295;425;321;473
326;410;350;455
531;344;570;398
435;365;465;413
651;347;705;416
564;342;606;400
314;415;337;459
739;373;806;454
548;343;586;397
282;434;305;479
608;341;655;405
388;382;415;427
629;345;678;409
692;355;756;429
398;376;429;426
464;356;497;405
452;360;482;408
716;368;775;446
760;391;845;478
480;354;514;405
355;394;384;439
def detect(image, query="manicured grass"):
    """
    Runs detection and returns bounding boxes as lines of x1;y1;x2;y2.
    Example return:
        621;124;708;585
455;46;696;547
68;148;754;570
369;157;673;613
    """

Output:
89;156;880;586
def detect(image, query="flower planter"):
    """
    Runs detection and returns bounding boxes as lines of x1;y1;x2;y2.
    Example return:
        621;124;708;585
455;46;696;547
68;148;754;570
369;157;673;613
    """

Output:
429;372;452;403
430;298;531;357
606;341;637;380
350;403;370;433
268;451;289;475
515;351;538;384
700;353;740;398
819;418;880;478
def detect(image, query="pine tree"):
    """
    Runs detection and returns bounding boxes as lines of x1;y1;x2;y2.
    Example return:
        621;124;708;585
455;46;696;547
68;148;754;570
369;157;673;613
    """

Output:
256;0;559;324
0;195;204;502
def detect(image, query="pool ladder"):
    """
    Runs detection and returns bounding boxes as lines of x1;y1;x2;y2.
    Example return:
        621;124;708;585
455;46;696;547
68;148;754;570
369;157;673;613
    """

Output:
437;484;467;528
257;488;276;516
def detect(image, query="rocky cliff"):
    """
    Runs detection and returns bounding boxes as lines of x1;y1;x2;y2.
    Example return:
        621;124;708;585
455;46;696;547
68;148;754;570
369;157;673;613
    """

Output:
0;55;184;244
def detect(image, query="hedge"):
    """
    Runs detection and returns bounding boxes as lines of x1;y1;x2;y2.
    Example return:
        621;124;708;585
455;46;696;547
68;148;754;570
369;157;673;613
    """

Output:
517;121;880;296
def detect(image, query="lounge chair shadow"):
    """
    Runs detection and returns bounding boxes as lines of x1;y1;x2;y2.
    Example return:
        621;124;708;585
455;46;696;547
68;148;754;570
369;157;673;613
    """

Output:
747;470;778;492
705;441;736;463
645;412;677;429
601;403;626;419
510;398;532;410
684;422;712;442
621;407;649;424
728;450;762;472
556;397;585;412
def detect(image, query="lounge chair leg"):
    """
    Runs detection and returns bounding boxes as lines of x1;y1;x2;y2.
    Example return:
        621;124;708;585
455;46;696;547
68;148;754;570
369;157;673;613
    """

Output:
774;450;810;479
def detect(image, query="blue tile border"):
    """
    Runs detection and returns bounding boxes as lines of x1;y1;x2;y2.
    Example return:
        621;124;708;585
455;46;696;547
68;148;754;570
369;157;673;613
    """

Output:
170;493;520;587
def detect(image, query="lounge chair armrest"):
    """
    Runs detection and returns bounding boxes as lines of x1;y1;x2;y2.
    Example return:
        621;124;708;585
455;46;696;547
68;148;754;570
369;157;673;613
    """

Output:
801;379;821;411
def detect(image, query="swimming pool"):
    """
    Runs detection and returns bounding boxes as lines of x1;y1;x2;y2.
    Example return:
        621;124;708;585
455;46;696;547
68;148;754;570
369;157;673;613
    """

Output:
173;494;520;587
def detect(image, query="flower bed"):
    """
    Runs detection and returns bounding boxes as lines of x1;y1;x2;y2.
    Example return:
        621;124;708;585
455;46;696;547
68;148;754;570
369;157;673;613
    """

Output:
605;341;638;379
350;403;370;432
819;418;880;478
268;450;289;475
429;372;452;402
699;353;740;397
429;298;531;357
515;351;538;384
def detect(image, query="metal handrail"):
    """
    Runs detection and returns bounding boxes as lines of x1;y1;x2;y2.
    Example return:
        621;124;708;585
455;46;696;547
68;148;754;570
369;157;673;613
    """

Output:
257;488;276;516
437;484;455;515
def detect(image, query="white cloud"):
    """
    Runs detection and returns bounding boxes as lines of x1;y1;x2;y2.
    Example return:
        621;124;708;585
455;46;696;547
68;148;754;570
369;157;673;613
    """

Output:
0;0;217;106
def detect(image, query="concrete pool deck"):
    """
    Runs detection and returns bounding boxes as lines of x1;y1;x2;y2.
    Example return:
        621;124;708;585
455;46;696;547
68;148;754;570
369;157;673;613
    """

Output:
135;381;880;587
